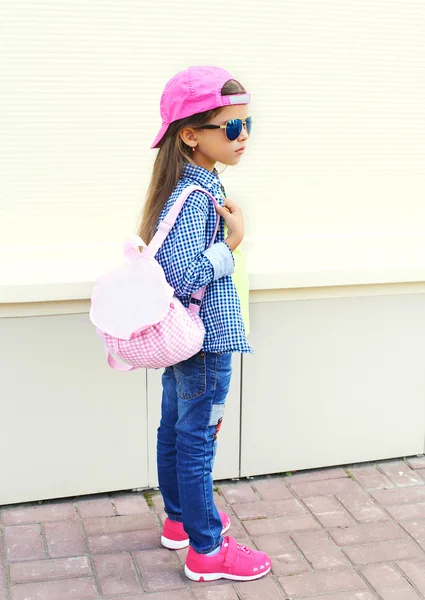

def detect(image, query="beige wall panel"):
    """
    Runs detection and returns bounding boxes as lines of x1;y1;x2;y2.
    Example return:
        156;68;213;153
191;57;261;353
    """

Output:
1;0;424;248
0;314;148;505
147;355;241;488
241;294;425;476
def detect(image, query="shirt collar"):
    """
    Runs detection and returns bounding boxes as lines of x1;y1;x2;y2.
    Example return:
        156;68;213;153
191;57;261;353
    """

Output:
182;162;221;190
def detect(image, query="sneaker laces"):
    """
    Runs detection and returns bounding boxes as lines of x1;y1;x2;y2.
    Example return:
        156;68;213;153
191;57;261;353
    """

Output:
223;537;252;555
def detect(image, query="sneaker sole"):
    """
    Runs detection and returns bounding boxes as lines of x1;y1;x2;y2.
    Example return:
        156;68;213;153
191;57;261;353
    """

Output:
184;564;271;582
160;535;189;550
161;521;231;551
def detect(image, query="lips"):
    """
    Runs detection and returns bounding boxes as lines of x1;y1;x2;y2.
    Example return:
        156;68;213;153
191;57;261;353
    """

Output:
235;147;246;154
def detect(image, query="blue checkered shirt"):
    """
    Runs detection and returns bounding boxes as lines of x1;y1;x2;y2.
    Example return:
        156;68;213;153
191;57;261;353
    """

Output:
155;163;252;354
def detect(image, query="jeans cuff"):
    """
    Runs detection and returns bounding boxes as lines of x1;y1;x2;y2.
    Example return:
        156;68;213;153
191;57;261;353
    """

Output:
166;513;183;523
192;535;223;555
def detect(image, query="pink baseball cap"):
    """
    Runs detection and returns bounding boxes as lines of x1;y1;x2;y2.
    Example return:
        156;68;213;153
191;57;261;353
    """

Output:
151;66;250;149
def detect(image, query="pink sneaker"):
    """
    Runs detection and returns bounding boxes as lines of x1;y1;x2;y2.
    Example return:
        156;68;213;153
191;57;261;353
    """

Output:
161;511;231;550
184;536;272;582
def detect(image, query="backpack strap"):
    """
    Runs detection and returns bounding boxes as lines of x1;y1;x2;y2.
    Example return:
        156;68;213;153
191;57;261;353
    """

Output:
106;347;136;371
146;184;222;315
146;184;220;258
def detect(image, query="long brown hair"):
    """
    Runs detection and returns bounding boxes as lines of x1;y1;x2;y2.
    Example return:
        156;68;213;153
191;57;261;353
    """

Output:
138;79;246;244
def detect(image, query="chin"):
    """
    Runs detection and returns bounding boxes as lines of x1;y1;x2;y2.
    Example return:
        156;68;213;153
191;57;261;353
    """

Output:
225;156;242;166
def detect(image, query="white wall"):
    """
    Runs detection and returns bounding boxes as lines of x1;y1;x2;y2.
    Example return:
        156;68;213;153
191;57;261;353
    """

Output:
1;0;424;253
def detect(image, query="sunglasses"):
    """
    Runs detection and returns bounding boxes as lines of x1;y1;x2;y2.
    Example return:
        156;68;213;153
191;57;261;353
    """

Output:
197;117;252;142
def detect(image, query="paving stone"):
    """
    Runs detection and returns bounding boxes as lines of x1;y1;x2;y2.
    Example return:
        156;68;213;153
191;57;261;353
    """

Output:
143;591;192;600
44;520;85;558
314;511;353;529
232;498;305;520
0;564;5;600
112;493;151;515
174;547;188;566
214;491;228;511
219;483;258;504
378;461;425;488
11;577;98;600
407;457;425;470
336;491;388;523
226;517;248;541
243;514;320;536
93;552;142;595
134;548;185;592
151;493;165;513
7;459;425;600
252;533;308;575
362;563;422;600
290;478;359;498
2;503;75;525
187;579;238;591
156;509;167;525
279;568;366;597
291;530;350;569
303;496;354;528
303;496;341;513
107;596;145;600
298;593;377;600
350;466;393;490
397;559;425;595
287;468;349;483
88;528;160;553
9;556;91;583
329;521;407;546
76;496;115;518
251;478;292;501
399;519;425;547
5;524;45;562
344;539;424;565
235;577;285;599
385;502;425;521
192;583;240;599
370;486;425;506
83;513;158;536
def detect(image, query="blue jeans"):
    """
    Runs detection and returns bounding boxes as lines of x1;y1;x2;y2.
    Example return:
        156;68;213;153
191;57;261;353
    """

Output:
157;351;233;554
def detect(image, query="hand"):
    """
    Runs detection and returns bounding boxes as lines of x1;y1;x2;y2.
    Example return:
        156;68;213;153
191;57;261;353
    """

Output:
215;198;244;251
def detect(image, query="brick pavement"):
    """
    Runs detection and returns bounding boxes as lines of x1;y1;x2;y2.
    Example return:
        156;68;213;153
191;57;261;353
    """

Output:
1;458;425;599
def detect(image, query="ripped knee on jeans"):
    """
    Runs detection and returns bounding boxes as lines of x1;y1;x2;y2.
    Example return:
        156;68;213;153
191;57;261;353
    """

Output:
209;403;225;440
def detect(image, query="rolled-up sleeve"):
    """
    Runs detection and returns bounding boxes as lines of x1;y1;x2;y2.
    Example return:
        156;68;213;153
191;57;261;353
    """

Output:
204;242;234;280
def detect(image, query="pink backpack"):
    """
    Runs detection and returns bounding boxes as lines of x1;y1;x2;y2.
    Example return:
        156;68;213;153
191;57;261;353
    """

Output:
90;185;220;371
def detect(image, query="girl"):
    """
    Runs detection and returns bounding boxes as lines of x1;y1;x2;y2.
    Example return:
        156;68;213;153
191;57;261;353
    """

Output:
139;66;272;582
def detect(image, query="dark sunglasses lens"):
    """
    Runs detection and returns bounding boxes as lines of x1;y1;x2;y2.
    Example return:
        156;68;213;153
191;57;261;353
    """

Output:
246;117;252;135
225;119;242;141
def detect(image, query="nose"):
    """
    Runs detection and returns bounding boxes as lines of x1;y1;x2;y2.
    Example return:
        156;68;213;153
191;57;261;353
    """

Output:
238;123;249;141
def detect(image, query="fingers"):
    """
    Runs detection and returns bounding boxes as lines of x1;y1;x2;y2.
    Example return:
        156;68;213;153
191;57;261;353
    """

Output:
223;198;240;213
215;204;229;215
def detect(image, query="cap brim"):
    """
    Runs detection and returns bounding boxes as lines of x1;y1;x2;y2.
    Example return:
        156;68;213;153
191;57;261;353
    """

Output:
151;123;169;149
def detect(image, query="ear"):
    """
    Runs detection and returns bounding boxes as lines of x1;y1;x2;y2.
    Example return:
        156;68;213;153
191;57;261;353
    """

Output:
179;127;199;148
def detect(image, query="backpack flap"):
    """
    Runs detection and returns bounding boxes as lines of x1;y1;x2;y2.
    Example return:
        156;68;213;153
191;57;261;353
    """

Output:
90;236;174;340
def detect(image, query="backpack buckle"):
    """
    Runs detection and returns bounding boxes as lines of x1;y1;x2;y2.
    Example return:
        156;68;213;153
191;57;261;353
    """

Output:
189;297;202;314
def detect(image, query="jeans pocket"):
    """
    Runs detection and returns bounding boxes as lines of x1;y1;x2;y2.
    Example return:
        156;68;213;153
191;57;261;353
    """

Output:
174;351;206;400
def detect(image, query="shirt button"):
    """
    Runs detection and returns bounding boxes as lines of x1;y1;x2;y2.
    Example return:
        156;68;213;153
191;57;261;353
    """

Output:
206;183;212;188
